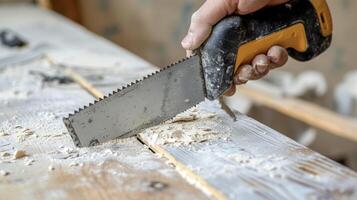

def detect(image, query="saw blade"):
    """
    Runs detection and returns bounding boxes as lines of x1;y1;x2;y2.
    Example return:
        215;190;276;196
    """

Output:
63;55;206;147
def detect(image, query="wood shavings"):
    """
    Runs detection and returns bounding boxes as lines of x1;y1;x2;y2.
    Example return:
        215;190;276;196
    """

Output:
170;113;197;123
16;135;27;142
22;128;34;135
42;134;63;138
13;149;27;159
233;154;253;164
16;128;35;142
1;152;11;157
24;158;34;166
48;165;55;171
200;128;212;132
168;108;217;124
61;147;77;155
69;162;83;167
199;113;216;119
0;130;9;136
141;109;230;146
0;170;10;176
171;130;184;138
51;134;63;138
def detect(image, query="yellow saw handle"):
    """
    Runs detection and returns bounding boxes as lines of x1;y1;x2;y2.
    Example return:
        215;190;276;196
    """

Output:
200;0;333;100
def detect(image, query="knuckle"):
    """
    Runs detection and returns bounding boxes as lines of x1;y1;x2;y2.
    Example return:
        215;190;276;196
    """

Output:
222;0;239;13
190;11;201;22
222;0;238;6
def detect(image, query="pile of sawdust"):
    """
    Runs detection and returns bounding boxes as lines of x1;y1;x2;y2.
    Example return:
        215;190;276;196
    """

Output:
140;108;230;146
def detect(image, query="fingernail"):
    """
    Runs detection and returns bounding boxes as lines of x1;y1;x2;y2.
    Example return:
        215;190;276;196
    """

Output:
235;75;248;85
236;79;248;85
267;55;278;64
254;63;269;74
181;34;193;49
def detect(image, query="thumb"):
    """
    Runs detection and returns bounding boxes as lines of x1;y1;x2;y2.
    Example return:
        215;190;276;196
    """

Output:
181;0;237;51
182;0;288;52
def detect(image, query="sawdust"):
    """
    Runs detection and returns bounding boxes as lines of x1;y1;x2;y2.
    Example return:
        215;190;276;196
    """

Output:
231;153;283;176
168;108;216;123
41;137;178;180
69;162;83;167
0;129;9;136
170;113;197;123
233;153;253;164
13;150;27;159
1;152;11;157
140;108;230;146
24;158;34;166
0;170;10;176
16;128;35;142
48;165;55;171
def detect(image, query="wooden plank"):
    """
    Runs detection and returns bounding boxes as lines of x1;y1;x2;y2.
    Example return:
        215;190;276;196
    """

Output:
238;85;357;142
0;54;207;200
28;4;357;198
4;4;356;200
0;5;208;200
139;101;357;199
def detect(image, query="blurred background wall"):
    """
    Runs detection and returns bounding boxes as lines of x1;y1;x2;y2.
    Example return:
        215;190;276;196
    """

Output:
79;0;202;67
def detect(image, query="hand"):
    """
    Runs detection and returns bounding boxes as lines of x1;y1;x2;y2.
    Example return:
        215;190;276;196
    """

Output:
181;0;289;95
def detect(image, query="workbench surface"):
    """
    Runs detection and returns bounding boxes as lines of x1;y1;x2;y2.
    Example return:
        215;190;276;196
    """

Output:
0;4;356;200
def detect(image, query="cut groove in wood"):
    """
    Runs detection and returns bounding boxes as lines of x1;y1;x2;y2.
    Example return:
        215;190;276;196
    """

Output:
137;138;228;200
239;86;357;142
65;68;104;99
138;101;357;199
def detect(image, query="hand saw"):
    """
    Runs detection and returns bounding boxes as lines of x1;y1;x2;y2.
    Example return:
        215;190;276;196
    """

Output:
64;0;332;147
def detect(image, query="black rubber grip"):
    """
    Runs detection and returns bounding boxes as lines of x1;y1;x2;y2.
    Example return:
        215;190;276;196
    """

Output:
200;0;332;100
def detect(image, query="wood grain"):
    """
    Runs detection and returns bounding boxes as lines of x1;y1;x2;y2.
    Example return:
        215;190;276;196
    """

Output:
139;101;357;200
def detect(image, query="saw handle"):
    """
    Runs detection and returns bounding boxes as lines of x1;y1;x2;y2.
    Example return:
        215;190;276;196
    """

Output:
200;0;332;100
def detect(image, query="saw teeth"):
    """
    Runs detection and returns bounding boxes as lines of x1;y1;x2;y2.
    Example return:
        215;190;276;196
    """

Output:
63;54;197;121
63;117;82;147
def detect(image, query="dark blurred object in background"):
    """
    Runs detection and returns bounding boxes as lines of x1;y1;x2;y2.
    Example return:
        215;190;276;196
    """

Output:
0;29;27;48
